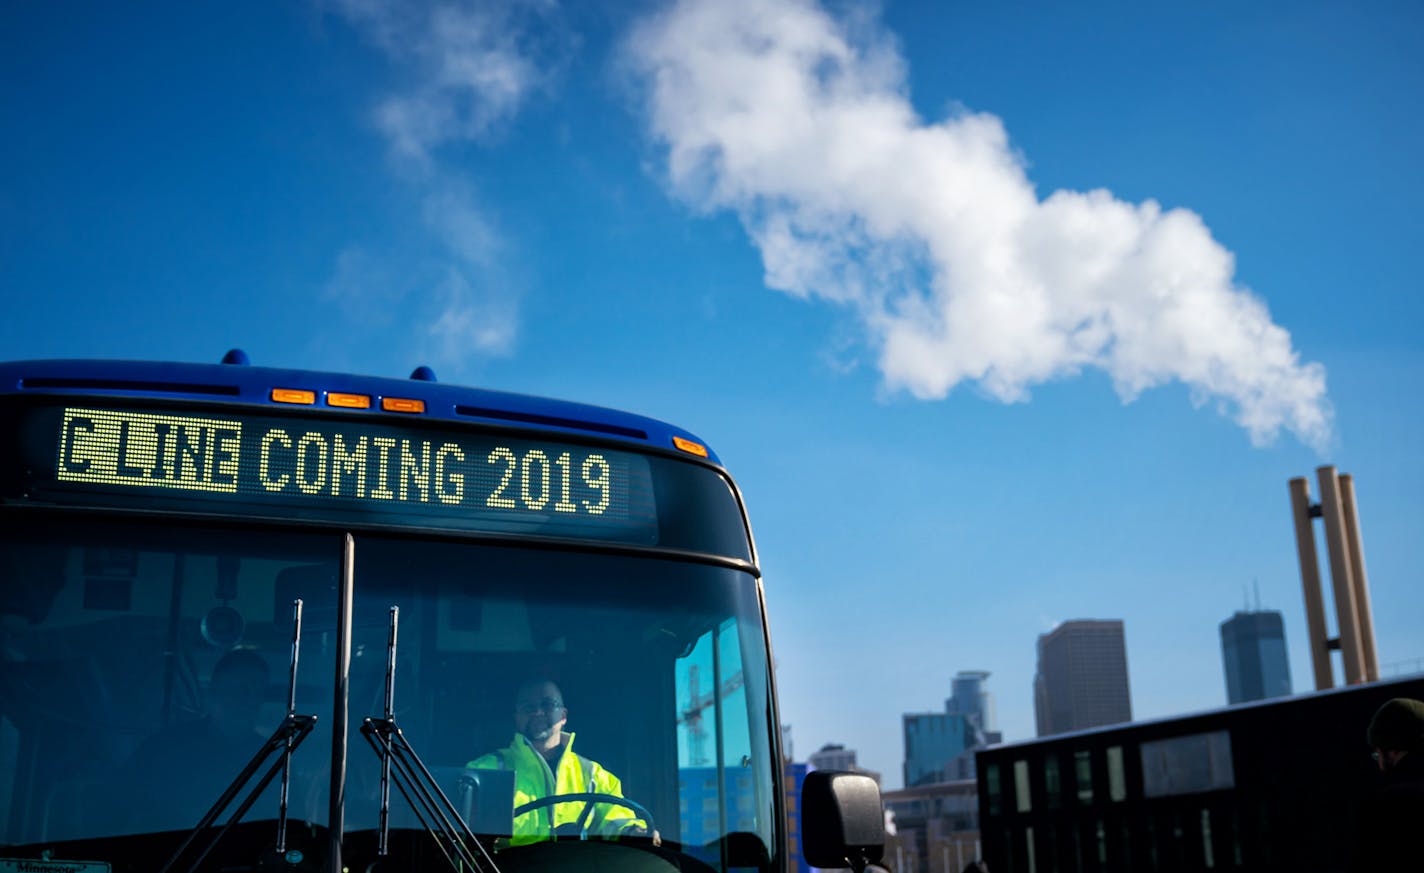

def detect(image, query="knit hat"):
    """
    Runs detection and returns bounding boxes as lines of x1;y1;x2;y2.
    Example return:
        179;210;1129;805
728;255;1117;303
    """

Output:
1366;698;1424;751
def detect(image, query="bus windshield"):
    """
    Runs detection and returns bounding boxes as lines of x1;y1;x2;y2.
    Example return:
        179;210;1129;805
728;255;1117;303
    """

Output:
0;514;779;872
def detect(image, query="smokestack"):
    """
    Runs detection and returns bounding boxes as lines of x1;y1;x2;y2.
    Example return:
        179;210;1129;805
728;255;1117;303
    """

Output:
1288;476;1332;690
1338;474;1379;681
1288;467;1379;689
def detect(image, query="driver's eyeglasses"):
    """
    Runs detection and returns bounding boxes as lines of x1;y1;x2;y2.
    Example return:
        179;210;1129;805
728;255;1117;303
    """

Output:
517;697;565;715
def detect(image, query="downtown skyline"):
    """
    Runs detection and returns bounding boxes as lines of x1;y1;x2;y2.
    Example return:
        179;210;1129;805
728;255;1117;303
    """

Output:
4;0;1423;787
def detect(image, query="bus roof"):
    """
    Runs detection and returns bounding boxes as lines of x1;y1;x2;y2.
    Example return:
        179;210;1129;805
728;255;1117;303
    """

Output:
0;354;723;466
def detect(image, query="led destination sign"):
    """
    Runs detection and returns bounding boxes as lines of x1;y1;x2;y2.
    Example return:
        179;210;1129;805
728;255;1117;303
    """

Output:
42;406;657;542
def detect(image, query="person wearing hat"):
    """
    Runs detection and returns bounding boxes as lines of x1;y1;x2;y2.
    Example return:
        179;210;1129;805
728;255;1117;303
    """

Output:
1349;697;1424;872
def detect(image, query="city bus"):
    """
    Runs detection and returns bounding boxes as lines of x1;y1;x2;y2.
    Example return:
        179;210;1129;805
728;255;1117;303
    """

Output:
0;353;884;873
975;674;1424;873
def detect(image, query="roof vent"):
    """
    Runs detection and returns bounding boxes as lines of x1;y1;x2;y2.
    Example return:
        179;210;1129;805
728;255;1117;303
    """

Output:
222;348;251;366
409;365;437;382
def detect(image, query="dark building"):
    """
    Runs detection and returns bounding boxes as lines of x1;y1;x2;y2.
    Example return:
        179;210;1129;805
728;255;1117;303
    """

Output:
1220;609;1292;704
978;675;1424;873
1034;619;1132;737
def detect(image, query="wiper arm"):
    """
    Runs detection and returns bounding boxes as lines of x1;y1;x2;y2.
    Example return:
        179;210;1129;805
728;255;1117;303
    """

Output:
276;597;308;853
360;605;502;873
160;600;319;873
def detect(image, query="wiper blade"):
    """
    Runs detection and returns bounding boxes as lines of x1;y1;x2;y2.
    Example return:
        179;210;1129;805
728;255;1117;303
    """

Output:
361;605;502;873
160;600;318;873
158;712;318;873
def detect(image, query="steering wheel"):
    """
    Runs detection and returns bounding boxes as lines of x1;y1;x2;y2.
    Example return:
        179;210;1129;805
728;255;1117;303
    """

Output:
513;792;657;837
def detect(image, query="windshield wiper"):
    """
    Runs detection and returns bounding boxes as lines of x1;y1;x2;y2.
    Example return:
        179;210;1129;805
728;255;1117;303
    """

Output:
360;605;502;873
160;600;318;873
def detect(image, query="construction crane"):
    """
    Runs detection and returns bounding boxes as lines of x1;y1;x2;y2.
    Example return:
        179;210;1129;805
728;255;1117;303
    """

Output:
679;664;744;766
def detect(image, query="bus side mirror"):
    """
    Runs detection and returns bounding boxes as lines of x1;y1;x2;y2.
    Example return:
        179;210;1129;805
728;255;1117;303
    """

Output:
801;770;886;873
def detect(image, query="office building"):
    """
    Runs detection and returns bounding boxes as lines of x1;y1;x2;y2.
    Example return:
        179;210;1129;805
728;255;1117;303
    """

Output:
947;670;997;736
882;779;982;873
903;672;1002;787
809;742;857;772
783;761;811;873
1221;609;1292;704
1034;620;1132;737
903;712;972;787
678;766;759;850
807;742;884;788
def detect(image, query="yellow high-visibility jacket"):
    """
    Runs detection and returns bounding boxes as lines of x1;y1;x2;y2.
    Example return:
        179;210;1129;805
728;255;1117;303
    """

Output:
466;731;645;842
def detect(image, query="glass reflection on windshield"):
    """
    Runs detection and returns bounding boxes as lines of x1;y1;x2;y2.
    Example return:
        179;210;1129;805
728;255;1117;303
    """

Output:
0;519;338;863
342;538;777;871
0;520;777;872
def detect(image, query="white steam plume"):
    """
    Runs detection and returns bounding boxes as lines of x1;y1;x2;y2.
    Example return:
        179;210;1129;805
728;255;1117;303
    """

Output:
330;0;559;163
627;0;1331;449
324;0;562;361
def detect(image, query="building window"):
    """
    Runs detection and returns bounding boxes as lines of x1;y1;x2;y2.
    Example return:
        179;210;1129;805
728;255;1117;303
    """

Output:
1201;808;1215;868
1044;754;1062;810
1014;760;1032;813
1140;730;1234;798
1074;750;1093;804
1106;745;1127;802
1013;757;1036;814
1060;822;1080;873
986;763;1002;815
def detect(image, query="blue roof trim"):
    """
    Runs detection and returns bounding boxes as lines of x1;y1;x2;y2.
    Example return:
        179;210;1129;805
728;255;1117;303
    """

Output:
0;358;721;466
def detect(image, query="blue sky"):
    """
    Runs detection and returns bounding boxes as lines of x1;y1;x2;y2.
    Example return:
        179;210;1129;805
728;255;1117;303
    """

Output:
3;0;1422;787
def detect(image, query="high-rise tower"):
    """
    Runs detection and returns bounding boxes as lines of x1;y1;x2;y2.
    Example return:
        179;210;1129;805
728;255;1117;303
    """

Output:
1221;609;1292;704
947;669;997;737
1034;619;1132;737
902;671;1001;786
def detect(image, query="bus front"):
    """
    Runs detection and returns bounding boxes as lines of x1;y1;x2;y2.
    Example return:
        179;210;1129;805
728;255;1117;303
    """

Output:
0;359;783;873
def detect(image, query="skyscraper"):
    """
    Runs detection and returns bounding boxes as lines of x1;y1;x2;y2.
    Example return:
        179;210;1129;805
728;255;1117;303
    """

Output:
902;671;1002;786
1220;609;1292;704
947;669;997;736
1034;619;1132;736
902;710;974;787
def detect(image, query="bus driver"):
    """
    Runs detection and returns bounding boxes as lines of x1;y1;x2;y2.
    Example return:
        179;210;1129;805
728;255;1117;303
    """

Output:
466;679;651;843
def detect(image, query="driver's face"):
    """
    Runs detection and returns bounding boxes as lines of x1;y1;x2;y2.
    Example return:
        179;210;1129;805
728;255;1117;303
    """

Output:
514;681;567;744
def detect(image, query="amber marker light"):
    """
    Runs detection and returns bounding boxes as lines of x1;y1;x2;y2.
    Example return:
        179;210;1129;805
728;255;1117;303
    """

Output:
381;397;426;414
672;436;709;457
327;392;372;409
271;388;316;405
